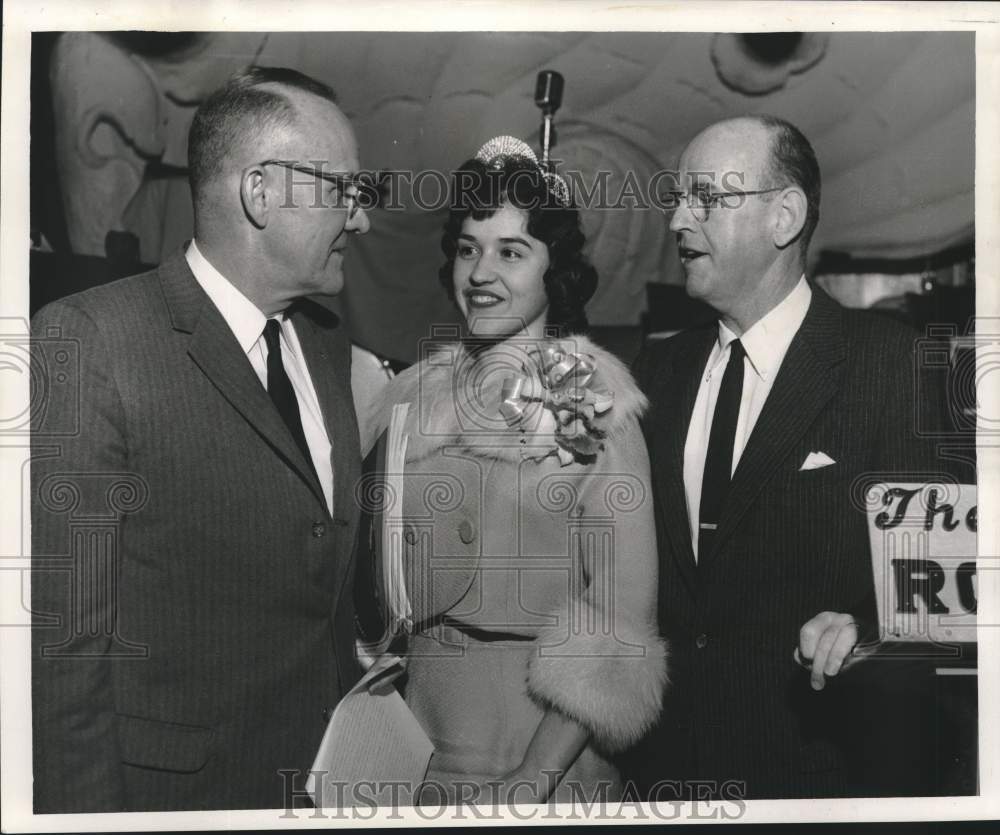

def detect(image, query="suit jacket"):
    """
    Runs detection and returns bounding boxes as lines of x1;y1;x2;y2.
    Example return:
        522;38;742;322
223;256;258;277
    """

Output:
30;250;363;812
630;286;968;799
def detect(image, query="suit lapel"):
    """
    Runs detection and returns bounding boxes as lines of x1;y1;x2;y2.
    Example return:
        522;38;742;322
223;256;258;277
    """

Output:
158;251;327;510
290;303;360;519
291;302;362;599
700;287;847;570
648;328;715;592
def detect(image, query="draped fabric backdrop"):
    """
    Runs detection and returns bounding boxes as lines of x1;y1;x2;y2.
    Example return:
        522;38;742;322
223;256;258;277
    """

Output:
44;31;974;362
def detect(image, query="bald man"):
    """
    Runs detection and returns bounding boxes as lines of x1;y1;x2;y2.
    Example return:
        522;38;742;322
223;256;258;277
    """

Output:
31;67;371;811
632;116;967;798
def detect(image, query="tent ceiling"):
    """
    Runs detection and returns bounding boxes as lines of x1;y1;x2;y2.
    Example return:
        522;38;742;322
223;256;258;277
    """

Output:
51;30;975;342
252;31;974;332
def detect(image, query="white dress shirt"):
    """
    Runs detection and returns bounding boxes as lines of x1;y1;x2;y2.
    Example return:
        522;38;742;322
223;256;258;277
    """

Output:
683;276;811;559
186;240;334;515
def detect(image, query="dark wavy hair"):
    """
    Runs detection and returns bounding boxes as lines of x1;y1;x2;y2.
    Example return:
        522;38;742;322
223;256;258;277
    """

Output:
438;156;598;335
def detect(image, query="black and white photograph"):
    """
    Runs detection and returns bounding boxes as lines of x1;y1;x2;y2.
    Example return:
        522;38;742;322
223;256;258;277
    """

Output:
1;0;997;830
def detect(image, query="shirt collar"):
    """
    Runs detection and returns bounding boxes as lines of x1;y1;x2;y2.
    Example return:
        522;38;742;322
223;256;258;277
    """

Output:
186;239;268;354
713;275;812;381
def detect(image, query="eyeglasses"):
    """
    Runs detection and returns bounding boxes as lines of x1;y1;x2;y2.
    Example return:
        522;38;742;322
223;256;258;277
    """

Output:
660;186;785;222
258;160;382;218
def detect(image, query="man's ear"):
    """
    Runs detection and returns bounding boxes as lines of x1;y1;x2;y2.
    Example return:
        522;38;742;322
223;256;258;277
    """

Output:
773;186;807;249
240;165;270;229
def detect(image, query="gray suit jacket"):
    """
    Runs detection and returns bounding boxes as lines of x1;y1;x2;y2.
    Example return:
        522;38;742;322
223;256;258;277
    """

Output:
31;250;362;811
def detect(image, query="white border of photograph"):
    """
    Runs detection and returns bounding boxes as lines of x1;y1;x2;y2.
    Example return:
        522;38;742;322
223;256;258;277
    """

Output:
2;0;998;829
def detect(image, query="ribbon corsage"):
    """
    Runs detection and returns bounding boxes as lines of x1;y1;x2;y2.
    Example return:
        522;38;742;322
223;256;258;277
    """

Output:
499;345;614;466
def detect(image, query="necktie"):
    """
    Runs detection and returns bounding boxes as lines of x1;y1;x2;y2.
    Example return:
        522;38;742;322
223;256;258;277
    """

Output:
263;318;317;482
698;339;745;558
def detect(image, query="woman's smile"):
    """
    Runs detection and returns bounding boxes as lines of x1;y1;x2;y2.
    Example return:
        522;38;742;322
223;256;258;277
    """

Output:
453;204;550;340
464;289;505;308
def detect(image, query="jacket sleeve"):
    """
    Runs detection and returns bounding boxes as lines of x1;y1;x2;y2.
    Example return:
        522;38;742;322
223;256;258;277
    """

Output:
525;414;668;754
359;360;424;459
31;300;127;812
873;322;966;479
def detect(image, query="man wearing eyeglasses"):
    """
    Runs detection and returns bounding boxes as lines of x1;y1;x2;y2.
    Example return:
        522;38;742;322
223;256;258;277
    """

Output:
31;67;371;812
630;116;966;798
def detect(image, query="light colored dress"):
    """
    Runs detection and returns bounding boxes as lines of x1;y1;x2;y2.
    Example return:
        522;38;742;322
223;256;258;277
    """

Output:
362;335;667;803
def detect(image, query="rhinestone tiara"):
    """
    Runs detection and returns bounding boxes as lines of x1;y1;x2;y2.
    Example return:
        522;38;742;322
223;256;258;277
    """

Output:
472;135;572;208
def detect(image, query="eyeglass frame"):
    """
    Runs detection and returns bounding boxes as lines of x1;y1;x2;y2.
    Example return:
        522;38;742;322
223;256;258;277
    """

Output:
660;186;786;222
255;159;380;217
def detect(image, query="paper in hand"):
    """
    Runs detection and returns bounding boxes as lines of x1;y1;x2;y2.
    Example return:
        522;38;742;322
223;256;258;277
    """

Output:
306;656;433;809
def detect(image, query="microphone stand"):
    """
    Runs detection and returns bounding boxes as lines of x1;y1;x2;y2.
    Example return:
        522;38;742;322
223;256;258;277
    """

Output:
535;70;564;172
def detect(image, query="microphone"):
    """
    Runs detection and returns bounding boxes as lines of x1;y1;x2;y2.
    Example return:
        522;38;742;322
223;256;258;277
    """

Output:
534;70;564;114
535;70;564;170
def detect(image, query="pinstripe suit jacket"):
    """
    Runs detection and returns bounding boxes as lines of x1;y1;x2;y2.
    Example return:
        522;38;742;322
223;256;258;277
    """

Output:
631;286;961;798
30;250;362;812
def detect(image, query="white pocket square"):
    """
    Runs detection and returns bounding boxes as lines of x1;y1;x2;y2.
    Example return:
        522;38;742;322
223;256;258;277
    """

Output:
799;451;836;471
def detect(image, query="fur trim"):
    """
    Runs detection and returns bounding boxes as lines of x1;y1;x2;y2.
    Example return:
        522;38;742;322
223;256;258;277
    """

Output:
365;336;648;464
526;601;668;754
568;334;648;442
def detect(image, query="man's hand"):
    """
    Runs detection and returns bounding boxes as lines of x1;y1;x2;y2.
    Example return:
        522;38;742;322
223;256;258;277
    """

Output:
364;653;407;696
794;611;860;691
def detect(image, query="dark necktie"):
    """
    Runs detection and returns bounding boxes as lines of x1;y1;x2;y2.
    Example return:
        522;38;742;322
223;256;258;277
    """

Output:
698;339;745;558
263;318;317;481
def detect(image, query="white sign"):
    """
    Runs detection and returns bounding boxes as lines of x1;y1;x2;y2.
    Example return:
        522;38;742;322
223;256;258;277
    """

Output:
867;483;977;643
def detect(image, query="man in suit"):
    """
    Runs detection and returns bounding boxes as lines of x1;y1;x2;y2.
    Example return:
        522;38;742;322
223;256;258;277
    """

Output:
631;115;968;798
31;67;370;812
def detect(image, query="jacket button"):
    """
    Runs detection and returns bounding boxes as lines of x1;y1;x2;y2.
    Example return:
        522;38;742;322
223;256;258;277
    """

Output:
322;706;333;722
695;633;709;649
458;519;476;544
312;522;327;538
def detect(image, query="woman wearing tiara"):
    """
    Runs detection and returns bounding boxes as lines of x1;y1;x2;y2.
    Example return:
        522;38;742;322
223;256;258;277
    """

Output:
360;136;667;805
